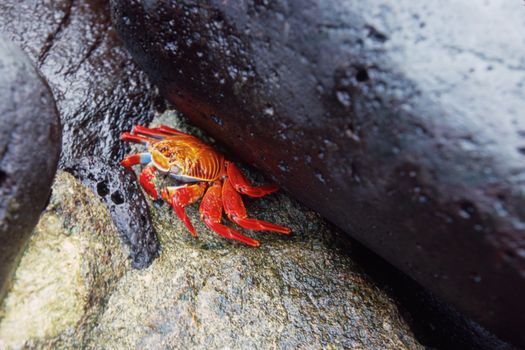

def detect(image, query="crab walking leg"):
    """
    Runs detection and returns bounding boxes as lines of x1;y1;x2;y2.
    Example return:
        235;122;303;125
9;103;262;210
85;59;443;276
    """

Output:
200;182;260;247
120;132;156;145
158;124;192;136
132;125;193;140
222;179;291;234
161;183;207;237
133;125;172;139
225;161;278;197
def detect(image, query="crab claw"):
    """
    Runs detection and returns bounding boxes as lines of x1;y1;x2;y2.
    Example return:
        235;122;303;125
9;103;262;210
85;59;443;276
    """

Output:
222;179;290;234
226;161;278;197
200;182;260;247
140;165;159;199
162;183;207;237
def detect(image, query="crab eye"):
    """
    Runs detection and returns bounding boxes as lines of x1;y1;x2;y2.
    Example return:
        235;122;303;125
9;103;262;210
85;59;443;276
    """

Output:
151;150;170;171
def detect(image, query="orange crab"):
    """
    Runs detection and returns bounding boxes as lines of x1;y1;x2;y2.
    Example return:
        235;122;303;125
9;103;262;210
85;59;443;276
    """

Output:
120;124;290;247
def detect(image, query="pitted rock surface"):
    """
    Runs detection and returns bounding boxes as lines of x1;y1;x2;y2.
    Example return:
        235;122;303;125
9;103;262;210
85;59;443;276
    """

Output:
68;157;158;269
0;36;60;302
0;1;162;267
110;0;525;345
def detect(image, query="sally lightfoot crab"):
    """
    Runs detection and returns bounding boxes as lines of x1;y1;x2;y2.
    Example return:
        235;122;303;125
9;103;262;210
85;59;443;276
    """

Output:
120;124;291;247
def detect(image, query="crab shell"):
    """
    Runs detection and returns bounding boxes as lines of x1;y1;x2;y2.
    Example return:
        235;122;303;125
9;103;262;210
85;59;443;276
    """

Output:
149;135;224;183
120;124;290;247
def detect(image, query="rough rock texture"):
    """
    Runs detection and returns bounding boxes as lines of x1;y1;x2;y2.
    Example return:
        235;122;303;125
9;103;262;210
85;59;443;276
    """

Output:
110;0;525;345
0;169;423;349
69;158;158;269
0;0;163;267
0;37;61;302
0;172;127;349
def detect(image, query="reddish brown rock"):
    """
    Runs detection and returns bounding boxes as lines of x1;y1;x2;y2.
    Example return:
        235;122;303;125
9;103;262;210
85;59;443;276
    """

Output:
110;0;525;346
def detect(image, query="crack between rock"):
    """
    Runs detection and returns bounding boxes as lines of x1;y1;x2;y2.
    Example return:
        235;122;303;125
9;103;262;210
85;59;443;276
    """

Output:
37;0;74;65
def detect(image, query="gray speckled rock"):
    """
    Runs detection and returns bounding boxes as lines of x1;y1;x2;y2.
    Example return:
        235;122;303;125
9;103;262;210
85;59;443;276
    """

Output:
0;36;61;303
0;115;423;350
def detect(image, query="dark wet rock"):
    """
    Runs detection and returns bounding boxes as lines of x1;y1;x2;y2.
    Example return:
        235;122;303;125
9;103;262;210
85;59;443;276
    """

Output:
0;1;164;267
110;0;525;346
0;37;61;302
354;240;519;350
67;157;158;269
0;0;161;167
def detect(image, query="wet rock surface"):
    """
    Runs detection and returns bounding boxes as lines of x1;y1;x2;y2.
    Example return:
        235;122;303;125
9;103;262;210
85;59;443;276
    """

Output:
0;37;61;301
0;172;127;349
0;0;161;167
67;157;158;268
0;1;164;267
111;0;525;345
0;171;423;349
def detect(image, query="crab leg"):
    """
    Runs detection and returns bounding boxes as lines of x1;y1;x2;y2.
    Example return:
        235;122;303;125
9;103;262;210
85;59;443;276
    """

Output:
200;182;260;247
120;152;152;169
120;153;159;198
222;179;290;234
120;132;156;145
132;124;192;139
226;161;278;197
158;124;191;136
140;165;159;199
133;125;172;139
161;183;207;236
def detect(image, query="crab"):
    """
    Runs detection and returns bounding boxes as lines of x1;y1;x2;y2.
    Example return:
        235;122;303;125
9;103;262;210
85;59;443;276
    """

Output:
120;124;291;247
